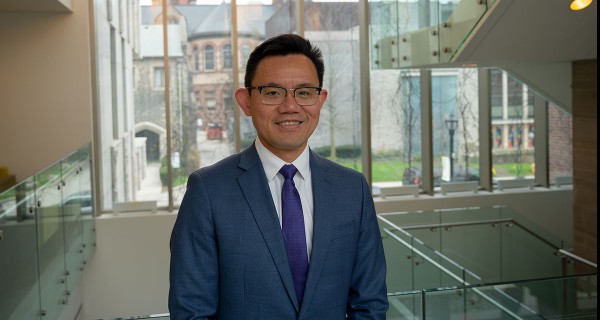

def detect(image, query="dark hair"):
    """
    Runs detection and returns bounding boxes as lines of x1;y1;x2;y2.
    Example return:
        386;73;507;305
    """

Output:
244;34;325;89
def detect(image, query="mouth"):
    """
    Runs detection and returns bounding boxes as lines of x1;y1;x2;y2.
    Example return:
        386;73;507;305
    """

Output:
277;120;303;126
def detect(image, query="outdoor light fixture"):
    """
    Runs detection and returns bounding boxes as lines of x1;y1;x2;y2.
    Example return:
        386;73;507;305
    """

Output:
445;115;459;181
570;0;593;11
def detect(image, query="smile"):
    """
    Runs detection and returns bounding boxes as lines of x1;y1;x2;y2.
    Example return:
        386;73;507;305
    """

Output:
278;121;302;126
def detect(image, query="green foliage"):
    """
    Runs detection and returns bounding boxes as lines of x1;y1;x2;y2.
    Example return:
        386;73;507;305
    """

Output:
312;145;362;159
160;156;190;187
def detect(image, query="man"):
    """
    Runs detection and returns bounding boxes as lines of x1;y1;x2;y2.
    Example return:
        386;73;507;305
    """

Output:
169;33;388;319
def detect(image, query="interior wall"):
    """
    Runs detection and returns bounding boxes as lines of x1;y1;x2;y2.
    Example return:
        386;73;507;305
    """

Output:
375;188;574;244
80;213;175;320
0;0;93;182
572;59;597;264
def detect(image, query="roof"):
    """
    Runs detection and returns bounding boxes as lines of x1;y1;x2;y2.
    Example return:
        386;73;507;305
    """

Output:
141;4;276;39
139;24;184;58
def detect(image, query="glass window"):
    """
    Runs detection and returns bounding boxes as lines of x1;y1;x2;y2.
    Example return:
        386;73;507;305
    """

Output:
93;1;562;211
305;1;362;173
491;69;503;120
371;69;423;188
491;71;535;181
431;69;480;186
222;44;232;69
193;47;199;71
205;91;216;111
153;67;164;89
236;2;297;150
204;45;214;71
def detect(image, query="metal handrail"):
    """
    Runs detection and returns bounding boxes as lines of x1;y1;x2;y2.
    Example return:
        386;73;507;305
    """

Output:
381;226;527;319
558;249;598;269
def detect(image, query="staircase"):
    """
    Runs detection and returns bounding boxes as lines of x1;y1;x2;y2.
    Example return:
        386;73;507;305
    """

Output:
371;0;597;113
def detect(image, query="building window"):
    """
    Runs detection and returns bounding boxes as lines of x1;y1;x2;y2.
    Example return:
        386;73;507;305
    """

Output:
223;44;232;69
153;67;164;89
204;45;214;71
241;44;251;70
206;91;216;111
193;47;199;71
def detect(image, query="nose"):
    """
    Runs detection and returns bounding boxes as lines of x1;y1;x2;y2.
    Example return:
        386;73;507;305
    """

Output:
278;90;302;112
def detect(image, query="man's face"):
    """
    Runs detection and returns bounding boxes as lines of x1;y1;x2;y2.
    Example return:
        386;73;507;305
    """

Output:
236;54;328;162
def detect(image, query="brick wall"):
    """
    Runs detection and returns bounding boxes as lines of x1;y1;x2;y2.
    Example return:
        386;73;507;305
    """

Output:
572;59;597;264
548;103;573;183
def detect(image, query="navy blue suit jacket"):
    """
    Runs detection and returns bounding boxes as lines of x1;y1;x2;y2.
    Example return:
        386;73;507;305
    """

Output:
169;144;388;319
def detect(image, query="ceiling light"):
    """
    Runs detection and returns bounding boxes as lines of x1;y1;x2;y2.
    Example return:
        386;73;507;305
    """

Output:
570;0;593;10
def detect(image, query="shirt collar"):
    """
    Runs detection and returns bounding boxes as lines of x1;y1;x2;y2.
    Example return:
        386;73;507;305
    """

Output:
255;138;310;181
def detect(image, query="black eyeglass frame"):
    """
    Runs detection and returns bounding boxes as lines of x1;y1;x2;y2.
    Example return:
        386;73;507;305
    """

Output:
246;85;323;106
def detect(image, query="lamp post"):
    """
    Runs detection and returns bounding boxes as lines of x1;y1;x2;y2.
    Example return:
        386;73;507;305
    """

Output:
445;115;458;181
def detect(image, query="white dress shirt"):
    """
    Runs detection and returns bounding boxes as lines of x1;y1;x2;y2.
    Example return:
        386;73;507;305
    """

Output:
254;138;314;261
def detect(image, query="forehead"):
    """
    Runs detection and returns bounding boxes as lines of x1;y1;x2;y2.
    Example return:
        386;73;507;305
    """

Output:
253;54;319;85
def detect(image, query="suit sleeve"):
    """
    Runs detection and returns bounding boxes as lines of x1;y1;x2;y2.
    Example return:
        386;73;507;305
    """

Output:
347;176;389;320
169;171;219;320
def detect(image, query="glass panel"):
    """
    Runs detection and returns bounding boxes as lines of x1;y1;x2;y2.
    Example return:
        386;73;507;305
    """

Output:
379;214;470;291
61;160;82;297
133;2;169;208
370;0;399;70
423;288;470;319
381;210;440;229
439;218;502;283
548;102;573;185
402;0;440;68
0;178;41;320
379;219;414;293
170;53;196;206
305;2;361;172
79;149;96;267
371;70;423;188
500;221;563;282
499;206;568;250
387;292;422;319
491;70;536;182
438;0;488;62
432;69;480;186
425;275;597;319
35;162;67;319
61;149;91;295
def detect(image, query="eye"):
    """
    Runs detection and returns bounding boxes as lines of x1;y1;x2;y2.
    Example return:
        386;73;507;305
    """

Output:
263;87;284;97
296;88;315;97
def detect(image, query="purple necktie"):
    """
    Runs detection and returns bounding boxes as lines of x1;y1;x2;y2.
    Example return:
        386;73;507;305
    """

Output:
279;164;309;305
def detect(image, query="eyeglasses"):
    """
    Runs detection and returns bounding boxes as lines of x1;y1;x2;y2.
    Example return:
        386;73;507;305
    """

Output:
247;85;322;106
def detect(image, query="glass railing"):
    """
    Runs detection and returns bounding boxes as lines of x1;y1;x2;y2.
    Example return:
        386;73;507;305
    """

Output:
380;205;596;318
370;0;496;69
380;206;595;285
0;143;95;320
387;274;597;319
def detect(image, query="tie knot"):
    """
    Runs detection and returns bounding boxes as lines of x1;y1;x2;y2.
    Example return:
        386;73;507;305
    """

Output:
279;164;298;180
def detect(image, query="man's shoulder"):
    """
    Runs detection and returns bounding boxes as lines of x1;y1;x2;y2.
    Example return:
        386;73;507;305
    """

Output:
191;152;242;178
191;145;259;178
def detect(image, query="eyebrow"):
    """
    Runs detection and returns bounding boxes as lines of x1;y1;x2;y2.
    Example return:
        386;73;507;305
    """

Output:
258;82;319;88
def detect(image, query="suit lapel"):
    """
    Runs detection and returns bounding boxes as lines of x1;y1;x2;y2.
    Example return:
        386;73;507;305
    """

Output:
300;152;336;313
237;145;300;311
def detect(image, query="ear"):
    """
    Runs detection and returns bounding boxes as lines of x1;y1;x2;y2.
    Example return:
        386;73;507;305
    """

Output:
318;88;328;105
235;88;252;116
